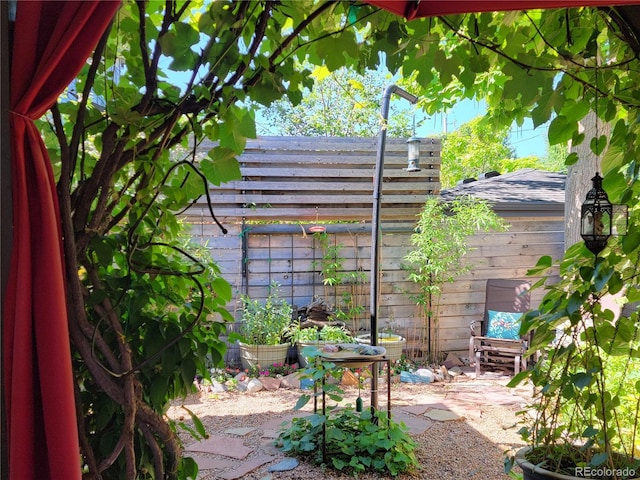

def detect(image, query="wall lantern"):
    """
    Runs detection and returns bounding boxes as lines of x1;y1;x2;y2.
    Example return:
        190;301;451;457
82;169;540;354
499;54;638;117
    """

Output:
406;136;421;172
580;172;628;255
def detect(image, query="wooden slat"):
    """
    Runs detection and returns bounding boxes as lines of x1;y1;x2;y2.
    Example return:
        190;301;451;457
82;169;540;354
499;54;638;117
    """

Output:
198;136;441;222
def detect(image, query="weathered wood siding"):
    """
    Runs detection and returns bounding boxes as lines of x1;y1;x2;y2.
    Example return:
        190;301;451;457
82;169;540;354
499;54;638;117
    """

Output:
436;214;565;355
182;137;565;361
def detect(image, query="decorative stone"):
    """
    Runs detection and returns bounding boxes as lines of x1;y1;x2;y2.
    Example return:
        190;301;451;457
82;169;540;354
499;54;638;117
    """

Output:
260;377;282;391
414;368;435;382
246;378;264;393
209;380;226;393
280;372;300;389
235;372;248;382
444;352;464;368
268;457;299;472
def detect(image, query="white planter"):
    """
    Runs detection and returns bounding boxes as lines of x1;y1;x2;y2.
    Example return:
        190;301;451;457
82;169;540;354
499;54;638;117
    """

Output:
238;342;289;370
355;333;406;361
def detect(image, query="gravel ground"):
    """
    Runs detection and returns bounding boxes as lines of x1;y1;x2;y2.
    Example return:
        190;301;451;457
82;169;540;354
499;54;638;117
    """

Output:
167;376;530;479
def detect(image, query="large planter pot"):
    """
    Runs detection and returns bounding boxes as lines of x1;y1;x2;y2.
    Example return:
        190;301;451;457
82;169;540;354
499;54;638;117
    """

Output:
514;447;640;480
238;342;289;370
355;333;406;362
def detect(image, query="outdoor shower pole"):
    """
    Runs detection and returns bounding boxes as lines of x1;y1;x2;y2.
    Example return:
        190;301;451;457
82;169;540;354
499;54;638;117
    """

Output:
370;85;418;412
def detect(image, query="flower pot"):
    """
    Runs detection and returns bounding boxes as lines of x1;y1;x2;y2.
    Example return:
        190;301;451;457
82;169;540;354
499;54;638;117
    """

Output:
514;447;640;480
355;333;406;361
238;342;289;370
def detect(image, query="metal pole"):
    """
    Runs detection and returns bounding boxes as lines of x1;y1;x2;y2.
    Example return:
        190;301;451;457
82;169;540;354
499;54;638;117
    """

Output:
370;85;418;412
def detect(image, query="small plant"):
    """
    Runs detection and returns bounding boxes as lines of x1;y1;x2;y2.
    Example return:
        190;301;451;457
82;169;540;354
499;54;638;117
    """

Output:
313;232;368;332
389;356;417;375
404;196;507;357
277;350;418;477
288;323;354;344
239;282;293;345
247;362;298;378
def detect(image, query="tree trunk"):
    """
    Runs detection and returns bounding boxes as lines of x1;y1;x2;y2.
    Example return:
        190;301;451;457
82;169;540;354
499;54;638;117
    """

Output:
565;111;609;250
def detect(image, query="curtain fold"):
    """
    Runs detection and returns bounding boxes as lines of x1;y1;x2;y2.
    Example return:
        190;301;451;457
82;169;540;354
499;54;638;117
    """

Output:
5;2;120;478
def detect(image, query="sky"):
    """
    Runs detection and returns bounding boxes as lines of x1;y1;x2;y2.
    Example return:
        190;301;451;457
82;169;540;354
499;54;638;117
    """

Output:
416;99;549;159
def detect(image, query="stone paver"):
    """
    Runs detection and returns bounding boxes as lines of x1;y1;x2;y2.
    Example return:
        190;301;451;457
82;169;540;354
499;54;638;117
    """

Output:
225;427;255;436
185;434;253;459
261;412;311;438
217;454;275;480
185;454;236;471
392;410;433;435
425;408;464;422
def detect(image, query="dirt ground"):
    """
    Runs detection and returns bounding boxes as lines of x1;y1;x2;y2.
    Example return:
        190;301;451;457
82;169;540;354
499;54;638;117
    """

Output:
167;373;531;479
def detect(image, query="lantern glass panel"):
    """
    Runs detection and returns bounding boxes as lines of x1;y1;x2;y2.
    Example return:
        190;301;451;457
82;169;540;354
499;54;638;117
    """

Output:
407;139;420;162
613;204;629;236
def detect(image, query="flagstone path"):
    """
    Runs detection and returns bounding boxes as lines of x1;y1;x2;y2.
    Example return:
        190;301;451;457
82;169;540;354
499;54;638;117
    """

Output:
181;369;531;479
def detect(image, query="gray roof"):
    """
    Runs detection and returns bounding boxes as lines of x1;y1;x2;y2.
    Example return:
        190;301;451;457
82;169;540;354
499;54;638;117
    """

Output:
440;169;565;212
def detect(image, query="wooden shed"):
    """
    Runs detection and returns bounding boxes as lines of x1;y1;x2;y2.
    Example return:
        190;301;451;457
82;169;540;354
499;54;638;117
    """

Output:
436;168;566;356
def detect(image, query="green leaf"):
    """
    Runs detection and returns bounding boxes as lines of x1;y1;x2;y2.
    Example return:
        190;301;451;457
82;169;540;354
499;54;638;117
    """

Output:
200;149;241;186
548;115;577;145
590;134;607;156
590;452;609;467
294;394;311;410
158;23;200;71
565;152;579;166
573;372;592;389
182;405;207;439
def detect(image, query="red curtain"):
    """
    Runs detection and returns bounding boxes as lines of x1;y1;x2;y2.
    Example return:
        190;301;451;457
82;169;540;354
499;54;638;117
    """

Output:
6;2;120;478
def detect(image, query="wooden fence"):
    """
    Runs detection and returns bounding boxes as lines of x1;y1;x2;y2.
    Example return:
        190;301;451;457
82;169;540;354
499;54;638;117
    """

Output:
182;136;565;361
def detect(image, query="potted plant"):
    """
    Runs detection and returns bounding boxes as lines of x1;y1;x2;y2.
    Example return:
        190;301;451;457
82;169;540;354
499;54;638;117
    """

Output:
288;323;354;367
506;246;640;480
238;283;293;369
355;324;407;362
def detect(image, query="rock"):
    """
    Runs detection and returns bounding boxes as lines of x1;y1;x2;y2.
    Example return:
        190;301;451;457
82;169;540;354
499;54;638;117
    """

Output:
280;372;301;389
235;372;248;382
268;457;299;472
260;377;282;391
246;378;264;393
210;380;226;393
449;366;463;376
400;371;431;383
414;368;435;382
443;352;464;368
